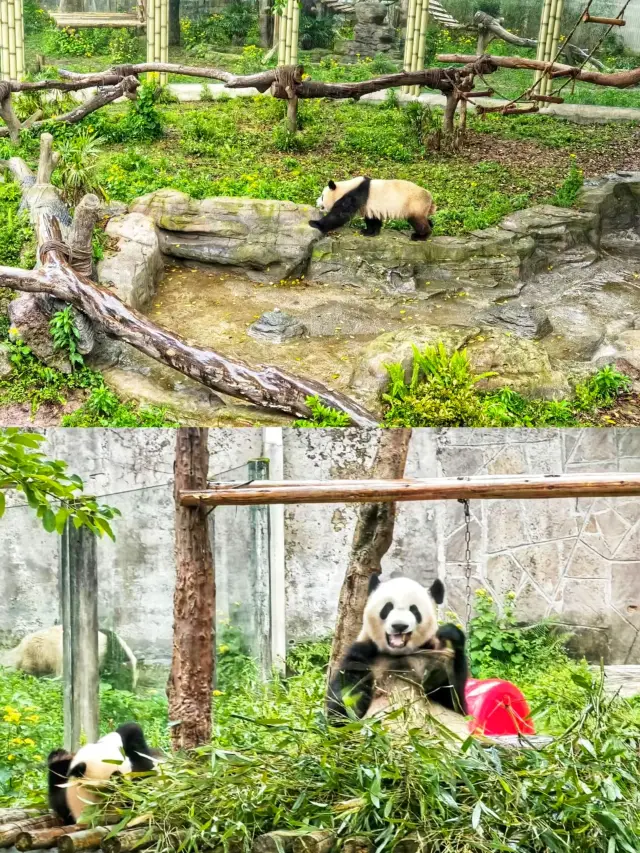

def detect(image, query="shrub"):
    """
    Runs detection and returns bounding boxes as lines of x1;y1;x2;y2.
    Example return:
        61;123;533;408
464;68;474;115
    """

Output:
292;396;352;427
0;184;35;268
551;154;584;207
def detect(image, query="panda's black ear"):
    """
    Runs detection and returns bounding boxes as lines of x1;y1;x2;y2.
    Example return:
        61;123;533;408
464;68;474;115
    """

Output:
429;578;445;605
328;180;337;190
368;573;381;596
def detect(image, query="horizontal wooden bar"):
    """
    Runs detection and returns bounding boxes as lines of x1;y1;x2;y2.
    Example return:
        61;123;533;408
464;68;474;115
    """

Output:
582;13;625;25
179;473;640;506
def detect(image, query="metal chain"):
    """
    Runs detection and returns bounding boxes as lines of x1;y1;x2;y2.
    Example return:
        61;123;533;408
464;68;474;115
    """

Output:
458;498;472;625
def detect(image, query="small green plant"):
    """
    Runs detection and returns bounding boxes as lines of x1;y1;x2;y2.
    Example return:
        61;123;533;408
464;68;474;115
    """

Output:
108;28;141;64
382;344;495;427
49;306;84;370
551;154;584;207
574;364;631;412
54;130;105;205
292;396;352;427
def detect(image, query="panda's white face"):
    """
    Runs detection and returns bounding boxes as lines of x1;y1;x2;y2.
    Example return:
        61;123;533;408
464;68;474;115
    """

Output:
359;577;439;655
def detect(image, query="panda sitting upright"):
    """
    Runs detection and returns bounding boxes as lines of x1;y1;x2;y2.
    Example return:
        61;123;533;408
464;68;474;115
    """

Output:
327;574;468;722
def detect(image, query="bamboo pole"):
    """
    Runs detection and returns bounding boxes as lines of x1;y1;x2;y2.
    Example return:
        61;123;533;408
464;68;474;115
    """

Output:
159;0;168;85
412;0;429;97
146;0;155;79
284;0;294;66
0;0;10;82
277;7;287;64
401;0;418;94
533;0;553;92
7;0;16;82
544;0;564;95
408;0;422;95
13;0;24;80
541;0;558;94
179;473;640;507
289;0;300;66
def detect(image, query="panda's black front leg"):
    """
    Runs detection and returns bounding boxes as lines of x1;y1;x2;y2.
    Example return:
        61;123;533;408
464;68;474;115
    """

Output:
425;624;469;714
360;217;382;237
326;639;378;723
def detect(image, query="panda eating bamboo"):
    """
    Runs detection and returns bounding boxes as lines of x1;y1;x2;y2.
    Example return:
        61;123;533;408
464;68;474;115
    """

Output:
327;574;468;724
309;177;437;241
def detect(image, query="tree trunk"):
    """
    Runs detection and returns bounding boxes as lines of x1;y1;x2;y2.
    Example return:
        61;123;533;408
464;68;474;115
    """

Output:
169;0;180;47
167;428;215;752
327;429;412;681
259;0;273;47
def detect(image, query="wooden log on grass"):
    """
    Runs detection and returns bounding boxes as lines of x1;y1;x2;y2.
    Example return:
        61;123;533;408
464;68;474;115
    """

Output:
0;817;43;830
253;832;301;853
15;827;76;851
342;839;372;853
0;818;64;849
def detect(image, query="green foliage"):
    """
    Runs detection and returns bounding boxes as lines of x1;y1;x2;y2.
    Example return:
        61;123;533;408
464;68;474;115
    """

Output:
551;155;584;208
22;0;52;34
180;2;257;50
0;428;120;538
382;344;495;427
108;28;142;64
216;618;257;692
93;84;163;144
49;307;84;370
0;184;35;268
54;129;105;205
299;11;335;50
382;344;631;427
42;26;111;58
292;396;352;428
60;385;175;428
574;365;631;413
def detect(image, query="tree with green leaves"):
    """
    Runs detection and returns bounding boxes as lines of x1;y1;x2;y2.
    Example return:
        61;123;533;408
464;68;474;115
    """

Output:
0;429;120;539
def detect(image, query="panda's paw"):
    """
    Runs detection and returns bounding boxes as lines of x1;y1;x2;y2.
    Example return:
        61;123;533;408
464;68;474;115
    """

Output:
411;232;428;242
309;220;323;231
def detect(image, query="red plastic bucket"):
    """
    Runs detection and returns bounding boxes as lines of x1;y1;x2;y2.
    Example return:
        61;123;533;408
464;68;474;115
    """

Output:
465;677;535;736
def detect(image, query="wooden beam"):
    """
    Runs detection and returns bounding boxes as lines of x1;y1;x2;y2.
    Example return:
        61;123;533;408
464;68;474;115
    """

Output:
179;473;640;507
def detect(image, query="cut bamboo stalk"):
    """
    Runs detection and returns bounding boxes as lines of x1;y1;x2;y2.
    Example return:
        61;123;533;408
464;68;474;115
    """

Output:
292;831;335;853
541;0;558;95
402;0;418;94
0;813;43;826
58;828;110;853
146;0;155;78
409;0;422;95
16;826;75;851
0;817;64;849
100;829;159;853
0;0;8;80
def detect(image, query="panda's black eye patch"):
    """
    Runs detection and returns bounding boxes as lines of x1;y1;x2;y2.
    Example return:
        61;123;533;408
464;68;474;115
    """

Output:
380;602;393;620
410;605;422;623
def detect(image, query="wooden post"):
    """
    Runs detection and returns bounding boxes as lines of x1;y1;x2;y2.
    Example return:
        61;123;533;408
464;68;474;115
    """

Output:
263;428;286;674
248;458;272;680
59;519;99;752
167;428;215;751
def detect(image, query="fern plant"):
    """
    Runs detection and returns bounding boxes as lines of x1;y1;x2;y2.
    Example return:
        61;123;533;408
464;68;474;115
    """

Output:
292;396;352;427
55;129;105;205
49;306;84;370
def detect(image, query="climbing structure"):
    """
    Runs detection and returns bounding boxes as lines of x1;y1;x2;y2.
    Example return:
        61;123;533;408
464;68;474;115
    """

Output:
0;0;25;82
277;0;300;66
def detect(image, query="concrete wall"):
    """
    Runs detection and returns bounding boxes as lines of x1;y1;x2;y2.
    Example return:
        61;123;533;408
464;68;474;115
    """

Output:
1;428;640;665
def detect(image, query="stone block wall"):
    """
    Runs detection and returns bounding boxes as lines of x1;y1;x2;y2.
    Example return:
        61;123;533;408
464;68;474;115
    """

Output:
1;429;639;665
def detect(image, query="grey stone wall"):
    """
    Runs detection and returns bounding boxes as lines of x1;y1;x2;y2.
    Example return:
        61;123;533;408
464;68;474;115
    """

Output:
1;429;639;665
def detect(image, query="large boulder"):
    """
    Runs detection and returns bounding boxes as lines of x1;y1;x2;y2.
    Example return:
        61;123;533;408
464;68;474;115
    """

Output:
308;227;534;297
8;294;71;373
130;190;322;283
97;212;164;311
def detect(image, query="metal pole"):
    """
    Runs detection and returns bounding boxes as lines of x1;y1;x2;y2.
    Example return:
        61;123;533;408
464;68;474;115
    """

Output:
248;458;272;680
263;429;286;674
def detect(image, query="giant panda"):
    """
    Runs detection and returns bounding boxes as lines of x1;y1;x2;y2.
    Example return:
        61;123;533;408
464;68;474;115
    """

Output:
47;722;159;824
309;177;436;241
327;574;468;722
0;626;138;688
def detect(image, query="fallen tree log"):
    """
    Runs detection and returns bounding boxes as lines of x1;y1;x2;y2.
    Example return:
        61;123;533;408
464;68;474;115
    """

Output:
437;53;640;88
16;826;76;851
0;138;376;424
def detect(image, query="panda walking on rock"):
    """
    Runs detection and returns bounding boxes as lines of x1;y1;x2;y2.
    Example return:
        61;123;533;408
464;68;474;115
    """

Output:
327;574;468;722
310;177;437;241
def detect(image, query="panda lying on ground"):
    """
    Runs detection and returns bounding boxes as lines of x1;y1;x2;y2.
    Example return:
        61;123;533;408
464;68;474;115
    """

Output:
309;177;436;241
48;722;161;824
327;574;468;721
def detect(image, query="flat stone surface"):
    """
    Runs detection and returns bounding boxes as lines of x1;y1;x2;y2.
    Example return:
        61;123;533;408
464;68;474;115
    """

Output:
594;665;640;698
248;309;307;343
98;212;164;311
